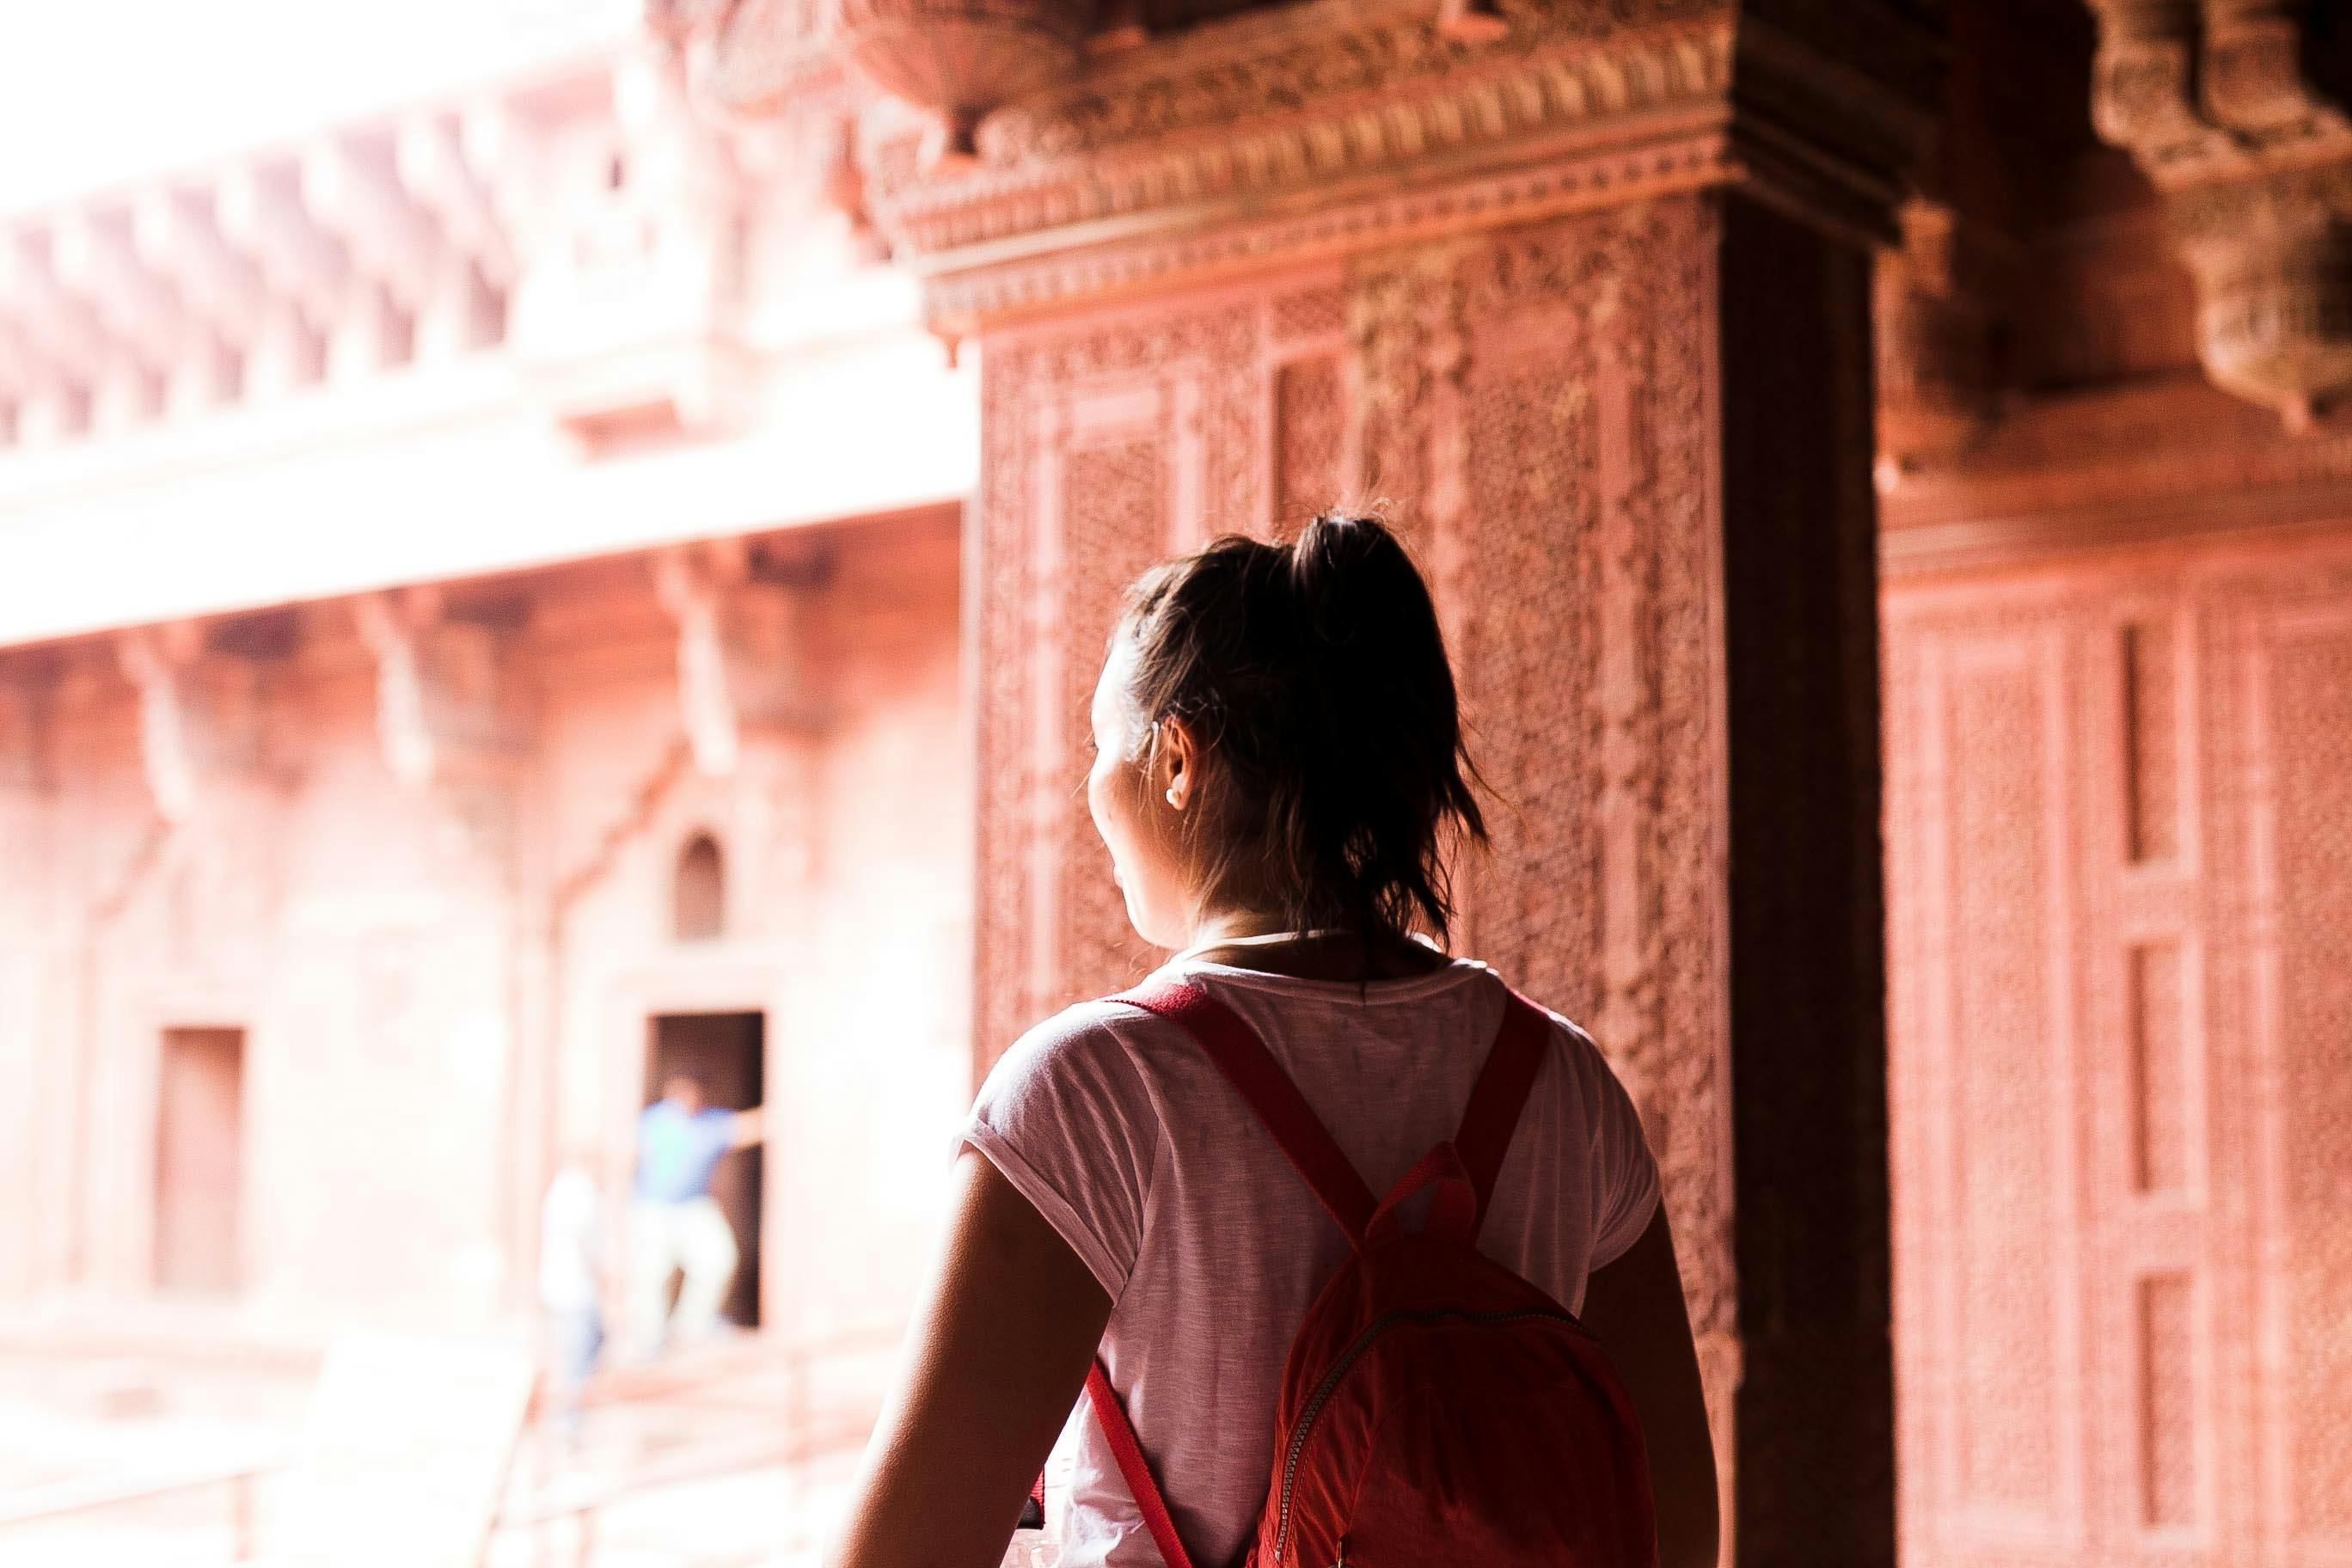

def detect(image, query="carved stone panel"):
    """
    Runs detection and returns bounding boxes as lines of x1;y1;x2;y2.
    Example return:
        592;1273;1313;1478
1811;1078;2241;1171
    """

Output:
2247;598;2352;1547
972;285;1273;1057
1885;538;2352;1567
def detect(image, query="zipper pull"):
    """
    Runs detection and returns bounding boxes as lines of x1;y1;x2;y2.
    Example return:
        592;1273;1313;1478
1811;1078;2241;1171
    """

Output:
1332;1537;1350;1568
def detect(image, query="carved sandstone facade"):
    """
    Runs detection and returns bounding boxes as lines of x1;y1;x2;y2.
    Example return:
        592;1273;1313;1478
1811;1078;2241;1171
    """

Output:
664;0;1938;1560
9;1;2352;1565
1881;4;2352;1565
0;36;977;1371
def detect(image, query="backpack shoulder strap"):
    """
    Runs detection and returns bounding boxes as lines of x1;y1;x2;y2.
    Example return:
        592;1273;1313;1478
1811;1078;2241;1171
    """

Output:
1113;977;1375;1247
1454;987;1553;1238
1083;1359;1198;1568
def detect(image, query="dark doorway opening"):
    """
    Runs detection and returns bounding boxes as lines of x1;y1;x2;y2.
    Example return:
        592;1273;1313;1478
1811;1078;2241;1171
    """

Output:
646;1012;764;1328
156;1026;245;1295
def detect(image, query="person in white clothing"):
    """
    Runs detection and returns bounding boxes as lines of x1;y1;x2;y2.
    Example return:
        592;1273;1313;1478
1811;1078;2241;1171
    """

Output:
538;1150;605;1443
830;515;1719;1568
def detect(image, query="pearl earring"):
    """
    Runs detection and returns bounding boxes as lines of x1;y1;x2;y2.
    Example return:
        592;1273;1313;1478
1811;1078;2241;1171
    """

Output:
1165;786;1182;807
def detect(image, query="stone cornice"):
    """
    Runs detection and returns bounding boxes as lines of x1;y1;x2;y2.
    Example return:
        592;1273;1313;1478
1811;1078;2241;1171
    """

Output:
922;123;1733;331
1879;372;2352;574
701;0;1938;331
897;21;1726;247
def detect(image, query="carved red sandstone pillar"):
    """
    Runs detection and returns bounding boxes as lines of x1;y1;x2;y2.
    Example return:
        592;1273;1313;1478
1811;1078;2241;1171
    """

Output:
690;1;1938;1559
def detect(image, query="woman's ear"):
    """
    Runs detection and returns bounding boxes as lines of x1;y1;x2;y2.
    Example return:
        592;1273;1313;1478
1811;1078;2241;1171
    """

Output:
1156;715;1198;812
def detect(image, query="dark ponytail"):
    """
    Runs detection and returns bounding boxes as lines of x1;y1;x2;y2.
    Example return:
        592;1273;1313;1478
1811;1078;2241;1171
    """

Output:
1114;513;1487;948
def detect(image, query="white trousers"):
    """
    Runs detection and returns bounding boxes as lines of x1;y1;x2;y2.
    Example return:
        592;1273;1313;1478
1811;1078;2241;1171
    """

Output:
627;1196;739;1357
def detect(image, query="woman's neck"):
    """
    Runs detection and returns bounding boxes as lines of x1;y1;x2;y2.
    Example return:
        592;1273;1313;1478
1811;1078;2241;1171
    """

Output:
1172;910;1452;982
1179;910;1314;951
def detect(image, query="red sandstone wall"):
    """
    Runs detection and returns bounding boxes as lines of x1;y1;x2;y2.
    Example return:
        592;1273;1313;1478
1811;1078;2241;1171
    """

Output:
0;507;969;1347
1883;525;2352;1565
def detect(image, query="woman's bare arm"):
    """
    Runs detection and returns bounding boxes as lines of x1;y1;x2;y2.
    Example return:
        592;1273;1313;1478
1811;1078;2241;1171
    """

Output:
1579;1204;1719;1568
830;1149;1112;1568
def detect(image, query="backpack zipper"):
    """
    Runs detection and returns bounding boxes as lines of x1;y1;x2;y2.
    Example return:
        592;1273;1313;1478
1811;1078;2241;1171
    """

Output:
1271;1307;1586;1565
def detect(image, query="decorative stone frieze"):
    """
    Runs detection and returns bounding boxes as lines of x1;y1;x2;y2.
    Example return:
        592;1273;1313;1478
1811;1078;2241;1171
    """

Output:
664;0;1936;335
2086;0;2352;425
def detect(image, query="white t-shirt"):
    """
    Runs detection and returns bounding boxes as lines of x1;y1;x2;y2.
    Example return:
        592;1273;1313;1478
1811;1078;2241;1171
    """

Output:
538;1166;603;1314
963;954;1661;1568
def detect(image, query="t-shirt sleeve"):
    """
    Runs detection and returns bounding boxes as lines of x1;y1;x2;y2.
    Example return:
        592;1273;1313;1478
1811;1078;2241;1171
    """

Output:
1560;1022;1662;1270
962;1003;1161;1302
699;1109;738;1157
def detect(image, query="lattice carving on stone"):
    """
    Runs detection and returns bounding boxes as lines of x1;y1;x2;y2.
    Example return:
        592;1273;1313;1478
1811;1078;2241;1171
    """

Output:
1270;279;1351;530
2128;940;2191;1195
1883;553;2352;1567
1454;202;1731;1372
2263;619;2352;1539
1056;438;1167;996
972;291;1270;1067
2136;1271;2199;1530
1272;355;1346;531
1347;243;1471;557
1945;645;2064;1516
2122;616;2184;865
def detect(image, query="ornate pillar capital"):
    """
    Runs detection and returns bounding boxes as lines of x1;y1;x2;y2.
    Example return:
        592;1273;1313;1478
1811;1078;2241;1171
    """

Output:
664;0;1939;334
2086;0;2352;426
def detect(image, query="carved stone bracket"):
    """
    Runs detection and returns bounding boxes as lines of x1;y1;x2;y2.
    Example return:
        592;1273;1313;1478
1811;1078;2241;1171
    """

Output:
114;625;263;824
652;542;826;777
353;590;527;788
2087;0;2352;426
1875;196;2014;477
0;673;47;794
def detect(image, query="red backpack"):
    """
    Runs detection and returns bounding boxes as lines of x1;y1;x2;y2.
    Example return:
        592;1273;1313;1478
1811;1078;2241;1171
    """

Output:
1069;976;1657;1568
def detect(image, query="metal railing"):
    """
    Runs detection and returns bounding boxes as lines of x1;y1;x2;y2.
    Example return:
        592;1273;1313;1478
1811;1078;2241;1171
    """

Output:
0;1324;900;1566
0;1455;277;1558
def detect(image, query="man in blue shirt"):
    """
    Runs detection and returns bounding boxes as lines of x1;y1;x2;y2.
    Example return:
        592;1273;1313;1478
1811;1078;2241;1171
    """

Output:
628;1073;765;1358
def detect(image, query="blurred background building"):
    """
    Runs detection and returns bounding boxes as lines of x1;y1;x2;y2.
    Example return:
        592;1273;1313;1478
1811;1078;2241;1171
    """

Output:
1;0;2349;1565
